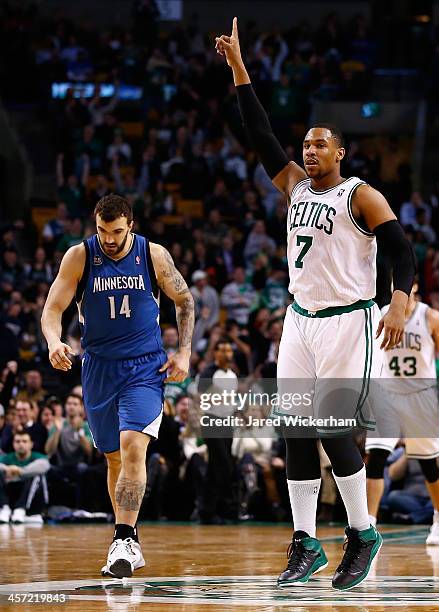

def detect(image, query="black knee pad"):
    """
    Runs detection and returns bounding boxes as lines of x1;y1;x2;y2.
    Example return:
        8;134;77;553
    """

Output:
366;448;390;479
418;458;439;483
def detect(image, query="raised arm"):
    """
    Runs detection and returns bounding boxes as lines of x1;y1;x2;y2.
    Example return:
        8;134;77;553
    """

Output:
353;184;415;350
41;243;86;371
149;243;194;382
215;17;306;196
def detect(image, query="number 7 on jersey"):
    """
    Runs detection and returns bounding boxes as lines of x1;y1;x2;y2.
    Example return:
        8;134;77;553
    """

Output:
295;235;313;269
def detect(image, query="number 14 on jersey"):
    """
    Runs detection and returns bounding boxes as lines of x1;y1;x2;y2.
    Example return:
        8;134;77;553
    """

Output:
108;294;131;319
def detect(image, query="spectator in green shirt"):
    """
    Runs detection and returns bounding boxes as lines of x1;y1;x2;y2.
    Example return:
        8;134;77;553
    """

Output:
0;431;50;524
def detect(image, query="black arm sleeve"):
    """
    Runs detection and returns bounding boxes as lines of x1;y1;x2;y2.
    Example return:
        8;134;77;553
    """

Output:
374;220;416;296
236;83;289;179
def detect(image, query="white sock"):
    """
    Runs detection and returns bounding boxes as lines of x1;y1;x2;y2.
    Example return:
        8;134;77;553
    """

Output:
333;465;370;532
369;514;377;527
287;478;321;538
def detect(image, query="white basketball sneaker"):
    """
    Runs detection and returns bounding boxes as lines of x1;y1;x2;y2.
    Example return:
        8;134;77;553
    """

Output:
0;505;11;523
25;514;44;525
426;511;439;546
102;539;145;578
11;508;26;524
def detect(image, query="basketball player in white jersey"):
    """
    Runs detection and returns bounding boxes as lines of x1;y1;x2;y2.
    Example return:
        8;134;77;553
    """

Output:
366;280;439;545
216;18;415;590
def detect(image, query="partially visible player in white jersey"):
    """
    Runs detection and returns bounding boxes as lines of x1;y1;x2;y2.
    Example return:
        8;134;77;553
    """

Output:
366;279;439;545
216;17;415;590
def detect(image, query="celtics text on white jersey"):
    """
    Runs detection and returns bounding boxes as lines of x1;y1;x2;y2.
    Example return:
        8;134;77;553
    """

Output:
286;176;376;311
381;301;437;391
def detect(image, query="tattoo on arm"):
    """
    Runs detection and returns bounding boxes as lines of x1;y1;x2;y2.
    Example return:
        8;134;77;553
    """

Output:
115;477;146;511
157;248;195;350
176;296;195;350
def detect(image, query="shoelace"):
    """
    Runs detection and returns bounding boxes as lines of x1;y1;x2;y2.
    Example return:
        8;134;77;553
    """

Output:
286;539;306;572
338;536;368;572
124;538;136;556
110;538;136;557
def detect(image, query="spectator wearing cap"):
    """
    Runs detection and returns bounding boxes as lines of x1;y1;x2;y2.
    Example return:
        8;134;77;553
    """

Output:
220;267;258;326
1;399;48;454
0;431;50;524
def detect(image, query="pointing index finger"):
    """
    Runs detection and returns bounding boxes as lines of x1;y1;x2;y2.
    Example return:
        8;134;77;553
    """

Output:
232;16;238;37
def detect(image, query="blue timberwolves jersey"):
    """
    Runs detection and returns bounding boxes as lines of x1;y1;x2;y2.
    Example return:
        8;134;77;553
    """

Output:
76;234;162;359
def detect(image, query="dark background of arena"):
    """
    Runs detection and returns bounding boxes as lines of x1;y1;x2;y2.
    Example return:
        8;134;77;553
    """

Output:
0;0;438;524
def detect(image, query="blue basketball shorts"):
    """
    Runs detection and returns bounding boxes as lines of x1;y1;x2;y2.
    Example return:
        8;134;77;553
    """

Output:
81;350;167;453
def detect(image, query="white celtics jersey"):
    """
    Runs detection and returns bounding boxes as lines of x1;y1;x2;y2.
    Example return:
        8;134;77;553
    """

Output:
287;176;376;311
382;301;437;392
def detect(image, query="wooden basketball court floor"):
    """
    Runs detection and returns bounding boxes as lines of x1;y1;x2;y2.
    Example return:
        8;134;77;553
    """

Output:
1;523;439;611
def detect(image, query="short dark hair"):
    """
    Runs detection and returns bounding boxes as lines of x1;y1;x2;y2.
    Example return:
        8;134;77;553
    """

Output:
13;430;31;442
175;394;190;406
214;338;232;352
65;393;83;405
94;194;133;224
310;123;344;148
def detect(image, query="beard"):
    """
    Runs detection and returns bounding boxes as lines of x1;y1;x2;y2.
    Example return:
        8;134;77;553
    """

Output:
103;230;130;255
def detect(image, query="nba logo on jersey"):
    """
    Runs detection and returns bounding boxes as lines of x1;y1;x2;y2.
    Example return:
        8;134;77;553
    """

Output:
136;255;141;265
93;255;102;265
337;189;345;197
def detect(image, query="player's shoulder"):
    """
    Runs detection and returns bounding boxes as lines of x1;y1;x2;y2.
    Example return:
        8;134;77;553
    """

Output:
289;176;310;199
64;241;86;262
149;241;172;264
66;240;86;254
351;181;383;200
59;242;86;277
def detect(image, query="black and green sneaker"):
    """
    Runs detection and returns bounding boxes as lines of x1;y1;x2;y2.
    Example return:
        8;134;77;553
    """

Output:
332;525;383;591
277;530;328;587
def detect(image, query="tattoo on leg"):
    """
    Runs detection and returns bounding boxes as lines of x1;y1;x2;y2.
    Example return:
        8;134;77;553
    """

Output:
115;477;146;511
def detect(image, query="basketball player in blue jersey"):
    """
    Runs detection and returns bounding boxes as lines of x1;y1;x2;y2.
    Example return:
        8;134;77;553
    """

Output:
216;18;415;590
41;195;194;578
